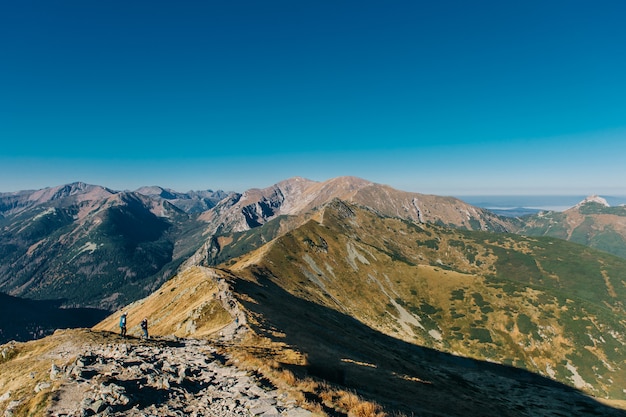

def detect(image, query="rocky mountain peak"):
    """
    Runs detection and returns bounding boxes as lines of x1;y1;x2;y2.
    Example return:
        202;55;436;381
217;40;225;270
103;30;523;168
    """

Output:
574;195;610;208
29;182;114;202
135;185;179;200
0;182;116;218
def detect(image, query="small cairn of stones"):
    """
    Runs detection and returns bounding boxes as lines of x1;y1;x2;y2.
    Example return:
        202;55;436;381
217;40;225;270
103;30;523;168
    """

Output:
44;338;313;417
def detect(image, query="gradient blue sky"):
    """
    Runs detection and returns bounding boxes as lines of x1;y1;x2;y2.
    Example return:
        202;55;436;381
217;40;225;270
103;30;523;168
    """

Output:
1;1;625;196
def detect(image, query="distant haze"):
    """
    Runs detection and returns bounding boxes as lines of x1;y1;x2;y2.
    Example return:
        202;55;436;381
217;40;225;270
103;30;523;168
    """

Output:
458;195;626;212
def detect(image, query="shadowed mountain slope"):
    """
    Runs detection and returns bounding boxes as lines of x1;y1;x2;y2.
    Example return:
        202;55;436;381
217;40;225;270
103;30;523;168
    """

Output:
0;293;109;344
231;274;626;416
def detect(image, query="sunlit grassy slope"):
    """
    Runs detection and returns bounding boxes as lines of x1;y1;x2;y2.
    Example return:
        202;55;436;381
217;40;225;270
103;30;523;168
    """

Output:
93;266;232;339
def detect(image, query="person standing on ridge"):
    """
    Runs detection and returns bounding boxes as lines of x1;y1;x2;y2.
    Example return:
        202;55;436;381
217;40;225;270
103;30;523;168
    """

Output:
119;312;127;337
141;317;149;339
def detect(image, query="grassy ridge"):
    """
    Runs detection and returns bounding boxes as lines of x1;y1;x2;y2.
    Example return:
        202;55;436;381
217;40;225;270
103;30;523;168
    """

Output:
223;200;625;400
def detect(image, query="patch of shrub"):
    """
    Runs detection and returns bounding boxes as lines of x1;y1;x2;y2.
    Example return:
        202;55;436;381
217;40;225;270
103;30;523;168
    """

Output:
450;289;465;301
516;314;537;336
469;328;493;343
418;239;439;250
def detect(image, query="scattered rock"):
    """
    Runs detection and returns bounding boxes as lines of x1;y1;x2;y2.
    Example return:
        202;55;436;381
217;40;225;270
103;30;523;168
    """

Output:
4;400;21;417
50;363;62;380
90;399;106;414
34;382;51;393
45;338;310;417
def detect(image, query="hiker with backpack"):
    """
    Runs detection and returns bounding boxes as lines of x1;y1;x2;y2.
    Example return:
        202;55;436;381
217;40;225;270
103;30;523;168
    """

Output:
119;312;127;337
141;317;149;339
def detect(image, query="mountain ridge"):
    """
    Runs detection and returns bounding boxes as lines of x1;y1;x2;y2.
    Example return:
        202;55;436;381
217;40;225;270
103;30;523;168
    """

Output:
2;178;626;415
188;176;517;269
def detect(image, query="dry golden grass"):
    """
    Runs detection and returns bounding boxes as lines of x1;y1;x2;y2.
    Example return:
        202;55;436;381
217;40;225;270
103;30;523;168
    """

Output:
304;400;326;415
315;388;387;417
297;377;321;395
337;389;361;410
349;401;386;417
279;369;297;386
93;266;233;339
318;386;335;404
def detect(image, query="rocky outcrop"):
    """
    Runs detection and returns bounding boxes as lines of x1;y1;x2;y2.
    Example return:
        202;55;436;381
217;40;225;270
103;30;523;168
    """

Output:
45;338;311;417
574;195;610;208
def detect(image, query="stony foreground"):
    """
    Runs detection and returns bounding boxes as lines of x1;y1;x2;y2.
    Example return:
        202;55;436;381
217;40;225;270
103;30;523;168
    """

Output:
37;338;312;417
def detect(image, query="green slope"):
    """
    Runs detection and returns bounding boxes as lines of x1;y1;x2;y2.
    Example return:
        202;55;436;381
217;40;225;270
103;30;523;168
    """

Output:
225;200;625;400
520;201;626;259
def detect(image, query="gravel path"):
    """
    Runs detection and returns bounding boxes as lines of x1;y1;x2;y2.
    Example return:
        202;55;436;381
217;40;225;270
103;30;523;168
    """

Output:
46;338;312;417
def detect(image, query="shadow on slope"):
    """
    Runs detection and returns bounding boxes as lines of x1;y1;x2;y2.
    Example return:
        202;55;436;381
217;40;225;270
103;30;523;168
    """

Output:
233;274;626;417
0;293;110;344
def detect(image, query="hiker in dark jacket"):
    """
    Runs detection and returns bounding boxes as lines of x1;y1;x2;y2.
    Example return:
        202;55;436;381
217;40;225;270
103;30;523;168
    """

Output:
141;318;149;339
119;313;127;337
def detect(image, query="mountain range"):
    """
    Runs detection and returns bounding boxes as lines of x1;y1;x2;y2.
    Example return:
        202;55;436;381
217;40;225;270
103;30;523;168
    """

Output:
0;177;514;314
1;177;625;416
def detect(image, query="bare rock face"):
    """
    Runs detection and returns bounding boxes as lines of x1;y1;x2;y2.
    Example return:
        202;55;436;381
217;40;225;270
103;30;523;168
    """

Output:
46;338;311;417
200;176;514;236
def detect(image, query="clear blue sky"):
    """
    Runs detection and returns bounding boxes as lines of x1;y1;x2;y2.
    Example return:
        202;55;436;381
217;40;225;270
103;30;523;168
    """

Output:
1;1;625;196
